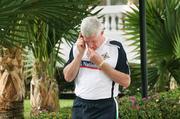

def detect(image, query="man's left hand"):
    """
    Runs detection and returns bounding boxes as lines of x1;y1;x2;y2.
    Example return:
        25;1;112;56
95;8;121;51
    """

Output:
87;48;104;66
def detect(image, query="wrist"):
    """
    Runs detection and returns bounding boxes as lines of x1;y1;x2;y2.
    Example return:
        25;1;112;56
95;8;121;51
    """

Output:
98;60;105;67
74;54;83;63
76;53;83;59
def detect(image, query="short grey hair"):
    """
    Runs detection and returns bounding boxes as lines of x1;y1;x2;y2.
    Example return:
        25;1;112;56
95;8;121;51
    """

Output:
80;16;104;37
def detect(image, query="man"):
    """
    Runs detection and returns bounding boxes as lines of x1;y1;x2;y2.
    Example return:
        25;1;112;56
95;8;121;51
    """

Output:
63;16;131;119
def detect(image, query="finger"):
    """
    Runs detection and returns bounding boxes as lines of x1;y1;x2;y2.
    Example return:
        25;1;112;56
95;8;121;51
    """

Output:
87;48;91;54
88;48;95;57
87;48;90;54
88;48;94;53
79;40;85;48
87;48;92;57
86;52;90;57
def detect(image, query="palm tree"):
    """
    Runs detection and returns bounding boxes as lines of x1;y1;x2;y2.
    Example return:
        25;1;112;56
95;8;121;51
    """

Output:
27;2;101;116
0;1;29;118
0;0;100;118
28;21;61;116
123;0;180;92
0;47;25;118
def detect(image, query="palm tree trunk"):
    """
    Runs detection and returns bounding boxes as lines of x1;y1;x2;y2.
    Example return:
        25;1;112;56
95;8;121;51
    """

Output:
0;48;24;119
30;62;59;116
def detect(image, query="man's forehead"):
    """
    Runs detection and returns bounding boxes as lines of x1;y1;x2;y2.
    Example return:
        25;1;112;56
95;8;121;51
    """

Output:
84;35;97;39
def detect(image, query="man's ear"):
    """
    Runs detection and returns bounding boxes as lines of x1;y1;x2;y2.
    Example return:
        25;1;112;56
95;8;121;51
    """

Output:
79;32;84;38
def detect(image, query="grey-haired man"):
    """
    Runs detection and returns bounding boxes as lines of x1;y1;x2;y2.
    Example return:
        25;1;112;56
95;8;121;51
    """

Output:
63;16;131;119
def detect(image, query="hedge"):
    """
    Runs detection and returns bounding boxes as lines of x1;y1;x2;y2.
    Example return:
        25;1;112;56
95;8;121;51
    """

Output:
32;89;180;119
119;89;180;119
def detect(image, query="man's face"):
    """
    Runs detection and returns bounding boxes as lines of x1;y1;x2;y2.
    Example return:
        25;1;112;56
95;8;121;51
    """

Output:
83;33;101;50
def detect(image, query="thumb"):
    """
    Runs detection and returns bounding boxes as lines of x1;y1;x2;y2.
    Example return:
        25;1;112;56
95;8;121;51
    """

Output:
88;48;94;54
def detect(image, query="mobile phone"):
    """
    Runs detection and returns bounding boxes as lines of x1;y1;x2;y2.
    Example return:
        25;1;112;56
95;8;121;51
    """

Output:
80;33;84;39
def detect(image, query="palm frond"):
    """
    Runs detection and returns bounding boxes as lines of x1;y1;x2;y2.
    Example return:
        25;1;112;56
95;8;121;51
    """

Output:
124;0;180;91
173;23;180;58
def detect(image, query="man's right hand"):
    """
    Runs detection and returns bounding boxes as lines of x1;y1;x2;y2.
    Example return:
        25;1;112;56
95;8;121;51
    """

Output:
63;33;86;82
76;33;86;57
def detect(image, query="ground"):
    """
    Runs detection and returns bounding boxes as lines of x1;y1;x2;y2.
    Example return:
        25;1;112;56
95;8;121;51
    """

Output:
24;99;73;119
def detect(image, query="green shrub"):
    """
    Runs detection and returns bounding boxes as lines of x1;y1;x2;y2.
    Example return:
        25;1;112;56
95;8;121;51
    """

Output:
156;89;180;119
119;96;162;119
31;89;180;119
60;107;72;119
119;89;180;119
31;107;72;119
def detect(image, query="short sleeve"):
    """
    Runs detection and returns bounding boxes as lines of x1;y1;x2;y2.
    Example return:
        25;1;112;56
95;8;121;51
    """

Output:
64;47;74;67
116;46;130;74
109;41;130;74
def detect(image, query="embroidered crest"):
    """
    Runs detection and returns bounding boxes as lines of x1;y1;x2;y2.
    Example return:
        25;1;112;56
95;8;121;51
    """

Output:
101;52;110;60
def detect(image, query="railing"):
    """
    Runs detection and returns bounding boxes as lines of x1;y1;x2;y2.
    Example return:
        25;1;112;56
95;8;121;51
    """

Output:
92;5;131;31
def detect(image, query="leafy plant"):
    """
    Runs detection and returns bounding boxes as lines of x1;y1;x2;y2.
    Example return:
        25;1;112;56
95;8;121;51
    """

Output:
0;0;101;117
123;0;180;92
119;88;180;119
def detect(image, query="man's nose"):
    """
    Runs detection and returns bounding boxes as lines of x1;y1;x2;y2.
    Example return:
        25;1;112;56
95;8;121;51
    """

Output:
88;42;93;47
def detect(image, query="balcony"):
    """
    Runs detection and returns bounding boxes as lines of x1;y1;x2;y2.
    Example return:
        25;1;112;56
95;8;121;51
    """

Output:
92;5;131;32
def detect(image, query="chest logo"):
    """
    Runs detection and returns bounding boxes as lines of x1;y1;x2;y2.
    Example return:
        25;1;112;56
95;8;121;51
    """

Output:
101;52;110;60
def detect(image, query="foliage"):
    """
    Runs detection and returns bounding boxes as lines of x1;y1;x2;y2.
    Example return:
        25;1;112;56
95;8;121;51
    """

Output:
123;0;180;91
0;0;101;47
0;0;101;116
24;99;73;118
31;107;72;119
30;89;180;119
119;89;180;119
0;0;102;78
122;63;158;95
